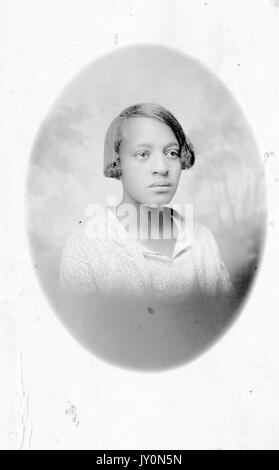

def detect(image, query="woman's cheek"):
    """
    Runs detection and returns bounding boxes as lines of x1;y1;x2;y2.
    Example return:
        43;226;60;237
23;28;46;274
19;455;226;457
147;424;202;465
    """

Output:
174;165;182;182
127;169;143;186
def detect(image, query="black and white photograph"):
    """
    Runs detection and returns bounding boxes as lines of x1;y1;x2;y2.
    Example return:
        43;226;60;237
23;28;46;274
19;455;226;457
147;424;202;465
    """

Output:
1;0;279;451
27;45;265;370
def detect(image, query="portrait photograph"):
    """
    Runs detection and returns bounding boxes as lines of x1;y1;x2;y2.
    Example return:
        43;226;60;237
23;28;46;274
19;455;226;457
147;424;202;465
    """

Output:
27;44;266;370
1;0;279;451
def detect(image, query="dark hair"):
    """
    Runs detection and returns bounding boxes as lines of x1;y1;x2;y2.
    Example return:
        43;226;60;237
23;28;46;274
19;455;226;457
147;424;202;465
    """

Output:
103;103;195;179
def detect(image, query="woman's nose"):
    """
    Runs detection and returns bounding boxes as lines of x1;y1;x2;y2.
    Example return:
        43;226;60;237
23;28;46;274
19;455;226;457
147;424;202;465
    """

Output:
151;154;169;175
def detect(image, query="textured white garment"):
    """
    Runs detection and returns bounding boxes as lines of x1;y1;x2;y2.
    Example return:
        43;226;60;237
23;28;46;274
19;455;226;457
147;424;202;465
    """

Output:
60;206;236;308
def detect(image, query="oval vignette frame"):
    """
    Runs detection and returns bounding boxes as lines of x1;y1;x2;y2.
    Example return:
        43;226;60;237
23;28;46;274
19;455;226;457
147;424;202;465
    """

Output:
26;44;267;371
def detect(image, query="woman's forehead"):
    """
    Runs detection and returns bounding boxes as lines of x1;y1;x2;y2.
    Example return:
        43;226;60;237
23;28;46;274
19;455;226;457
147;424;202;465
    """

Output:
120;117;178;147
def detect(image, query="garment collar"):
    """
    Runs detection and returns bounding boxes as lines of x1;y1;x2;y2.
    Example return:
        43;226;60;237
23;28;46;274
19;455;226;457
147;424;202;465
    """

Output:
106;205;193;259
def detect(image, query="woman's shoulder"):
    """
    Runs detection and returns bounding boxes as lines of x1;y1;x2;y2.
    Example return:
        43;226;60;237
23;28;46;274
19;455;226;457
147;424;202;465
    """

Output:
192;221;236;298
62;211;111;252
192;221;219;250
61;210;128;266
171;208;218;252
62;219;92;259
60;216;112;295
191;220;221;271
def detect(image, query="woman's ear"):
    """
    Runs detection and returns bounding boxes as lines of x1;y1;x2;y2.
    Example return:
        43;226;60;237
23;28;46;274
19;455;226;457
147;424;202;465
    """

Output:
185;136;195;168
112;157;122;179
181;137;195;170
104;154;122;179
103;116;123;178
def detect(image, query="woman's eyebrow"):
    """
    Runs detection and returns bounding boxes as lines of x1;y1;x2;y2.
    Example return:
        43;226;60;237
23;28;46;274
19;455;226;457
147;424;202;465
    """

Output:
134;143;153;149
164;142;180;149
133;142;179;149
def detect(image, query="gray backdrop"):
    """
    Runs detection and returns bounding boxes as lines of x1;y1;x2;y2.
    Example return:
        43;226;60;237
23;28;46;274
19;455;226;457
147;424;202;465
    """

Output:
26;44;266;369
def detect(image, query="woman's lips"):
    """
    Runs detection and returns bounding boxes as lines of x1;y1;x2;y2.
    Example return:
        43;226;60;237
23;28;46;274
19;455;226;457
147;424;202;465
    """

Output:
149;181;172;188
149;184;172;192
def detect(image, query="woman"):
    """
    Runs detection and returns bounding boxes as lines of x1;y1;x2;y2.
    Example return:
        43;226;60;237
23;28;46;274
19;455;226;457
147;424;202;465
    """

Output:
60;103;235;308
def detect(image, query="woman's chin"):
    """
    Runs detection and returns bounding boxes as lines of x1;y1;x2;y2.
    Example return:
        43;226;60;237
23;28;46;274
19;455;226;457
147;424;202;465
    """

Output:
131;193;173;207
147;195;173;206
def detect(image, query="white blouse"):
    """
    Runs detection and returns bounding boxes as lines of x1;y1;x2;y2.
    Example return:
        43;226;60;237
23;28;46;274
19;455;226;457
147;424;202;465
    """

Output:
60;206;236;309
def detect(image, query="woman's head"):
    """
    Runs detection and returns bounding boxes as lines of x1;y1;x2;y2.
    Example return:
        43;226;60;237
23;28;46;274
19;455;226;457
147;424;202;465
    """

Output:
103;103;195;206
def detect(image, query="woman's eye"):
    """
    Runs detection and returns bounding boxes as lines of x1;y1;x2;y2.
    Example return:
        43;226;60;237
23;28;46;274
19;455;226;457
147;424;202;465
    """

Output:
135;151;149;159
165;150;179;159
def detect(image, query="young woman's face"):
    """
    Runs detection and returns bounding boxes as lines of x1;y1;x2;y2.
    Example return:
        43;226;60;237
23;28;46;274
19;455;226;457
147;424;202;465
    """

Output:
119;117;182;206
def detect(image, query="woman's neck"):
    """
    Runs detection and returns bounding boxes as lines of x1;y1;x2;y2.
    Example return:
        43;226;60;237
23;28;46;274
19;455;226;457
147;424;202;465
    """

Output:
115;195;174;240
